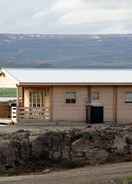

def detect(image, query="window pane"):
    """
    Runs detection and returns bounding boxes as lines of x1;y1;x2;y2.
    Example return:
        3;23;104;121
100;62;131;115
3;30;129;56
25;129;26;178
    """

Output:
65;92;71;99
71;99;76;103
71;92;76;99
30;91;42;107
33;92;37;107
37;93;41;107
66;99;71;103
126;92;132;102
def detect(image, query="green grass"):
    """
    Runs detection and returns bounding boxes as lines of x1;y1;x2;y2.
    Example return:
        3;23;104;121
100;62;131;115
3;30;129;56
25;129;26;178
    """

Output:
115;176;132;184
126;176;132;183
0;88;16;97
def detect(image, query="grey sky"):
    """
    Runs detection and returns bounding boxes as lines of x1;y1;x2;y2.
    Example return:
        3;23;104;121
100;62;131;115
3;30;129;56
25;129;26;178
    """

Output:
0;0;131;34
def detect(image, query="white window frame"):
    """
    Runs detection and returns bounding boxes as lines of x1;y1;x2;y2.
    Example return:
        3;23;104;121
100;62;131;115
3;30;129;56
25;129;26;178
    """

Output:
29;88;49;108
126;92;132;103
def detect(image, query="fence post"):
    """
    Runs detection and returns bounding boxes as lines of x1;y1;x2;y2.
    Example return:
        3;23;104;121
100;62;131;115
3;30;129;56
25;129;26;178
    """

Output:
11;106;17;123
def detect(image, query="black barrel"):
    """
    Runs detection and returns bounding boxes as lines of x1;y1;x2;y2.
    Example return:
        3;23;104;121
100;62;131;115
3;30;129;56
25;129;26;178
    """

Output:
86;105;104;124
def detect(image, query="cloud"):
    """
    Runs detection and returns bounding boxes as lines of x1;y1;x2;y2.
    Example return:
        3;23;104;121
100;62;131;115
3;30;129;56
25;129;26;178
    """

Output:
32;11;48;19
60;9;132;24
0;0;131;34
50;0;132;33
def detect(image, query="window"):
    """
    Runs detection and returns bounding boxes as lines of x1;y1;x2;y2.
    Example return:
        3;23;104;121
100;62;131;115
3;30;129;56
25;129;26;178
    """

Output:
126;92;132;103
65;92;77;104
29;88;49;107
92;91;100;101
30;91;42;107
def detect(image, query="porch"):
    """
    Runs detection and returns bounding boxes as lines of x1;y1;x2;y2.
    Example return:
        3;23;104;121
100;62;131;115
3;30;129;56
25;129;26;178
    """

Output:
17;86;52;122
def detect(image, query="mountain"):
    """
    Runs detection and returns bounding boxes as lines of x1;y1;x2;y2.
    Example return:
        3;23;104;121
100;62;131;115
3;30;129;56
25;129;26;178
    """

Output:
0;34;132;68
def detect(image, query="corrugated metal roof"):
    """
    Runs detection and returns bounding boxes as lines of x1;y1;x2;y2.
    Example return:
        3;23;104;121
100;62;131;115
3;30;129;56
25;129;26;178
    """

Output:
3;68;132;85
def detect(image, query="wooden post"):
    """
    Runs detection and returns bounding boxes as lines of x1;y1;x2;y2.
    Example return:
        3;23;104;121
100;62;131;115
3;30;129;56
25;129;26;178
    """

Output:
113;86;118;123
16;85;19;107
86;86;92;123
21;87;24;107
87;86;91;104
16;85;20;123
50;86;53;121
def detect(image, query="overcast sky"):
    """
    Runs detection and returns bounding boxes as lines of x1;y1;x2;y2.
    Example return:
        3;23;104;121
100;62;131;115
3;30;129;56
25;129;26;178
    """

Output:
0;0;132;34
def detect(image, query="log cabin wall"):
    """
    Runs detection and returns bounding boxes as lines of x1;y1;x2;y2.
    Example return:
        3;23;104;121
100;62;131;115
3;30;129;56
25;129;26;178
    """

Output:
18;85;132;123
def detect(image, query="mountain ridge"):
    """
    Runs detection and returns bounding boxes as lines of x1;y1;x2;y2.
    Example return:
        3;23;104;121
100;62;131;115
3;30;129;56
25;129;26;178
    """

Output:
0;34;132;68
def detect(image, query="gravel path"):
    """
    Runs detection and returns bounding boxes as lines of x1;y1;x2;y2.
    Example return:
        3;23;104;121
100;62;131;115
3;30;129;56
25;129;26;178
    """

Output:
0;162;132;184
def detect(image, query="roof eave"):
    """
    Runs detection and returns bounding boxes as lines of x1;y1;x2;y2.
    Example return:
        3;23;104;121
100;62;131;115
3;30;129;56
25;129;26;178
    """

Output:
18;82;132;86
1;68;19;85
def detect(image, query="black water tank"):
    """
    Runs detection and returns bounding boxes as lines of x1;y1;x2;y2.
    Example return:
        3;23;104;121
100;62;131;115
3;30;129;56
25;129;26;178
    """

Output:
86;105;104;123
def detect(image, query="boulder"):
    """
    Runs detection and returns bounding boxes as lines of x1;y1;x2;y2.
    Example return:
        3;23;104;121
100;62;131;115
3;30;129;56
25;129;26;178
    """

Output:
31;132;66;161
0;125;131;174
112;135;127;154
10;130;31;166
0;130;30;170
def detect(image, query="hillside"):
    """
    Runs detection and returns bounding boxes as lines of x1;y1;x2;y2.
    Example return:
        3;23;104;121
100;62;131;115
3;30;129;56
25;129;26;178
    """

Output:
0;34;132;68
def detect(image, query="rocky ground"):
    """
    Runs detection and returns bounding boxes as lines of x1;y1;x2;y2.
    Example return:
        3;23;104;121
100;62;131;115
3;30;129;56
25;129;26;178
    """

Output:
0;123;132;178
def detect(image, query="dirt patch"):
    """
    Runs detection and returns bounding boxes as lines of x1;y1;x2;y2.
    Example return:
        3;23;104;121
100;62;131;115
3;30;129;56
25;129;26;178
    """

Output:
0;162;132;184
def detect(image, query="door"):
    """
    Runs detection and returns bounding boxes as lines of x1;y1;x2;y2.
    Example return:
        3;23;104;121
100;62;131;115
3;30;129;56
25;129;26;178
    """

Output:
91;106;104;123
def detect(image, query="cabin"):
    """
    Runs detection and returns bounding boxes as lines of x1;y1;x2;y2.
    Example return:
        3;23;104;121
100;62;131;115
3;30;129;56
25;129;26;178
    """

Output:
0;70;16;120
2;68;132;124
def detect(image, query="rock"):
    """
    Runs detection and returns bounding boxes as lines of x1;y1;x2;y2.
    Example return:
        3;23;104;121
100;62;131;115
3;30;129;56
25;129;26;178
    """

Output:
31;126;132;166
126;135;132;144
42;168;52;174
0;125;131;174
0;130;30;170
85;148;109;165
0;139;15;169
72;137;108;164
31;132;66;161
112;135;127;154
10;130;31;166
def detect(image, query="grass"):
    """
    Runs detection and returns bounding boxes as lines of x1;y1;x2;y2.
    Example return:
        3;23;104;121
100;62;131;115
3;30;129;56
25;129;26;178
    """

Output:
119;176;132;184
125;176;132;184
